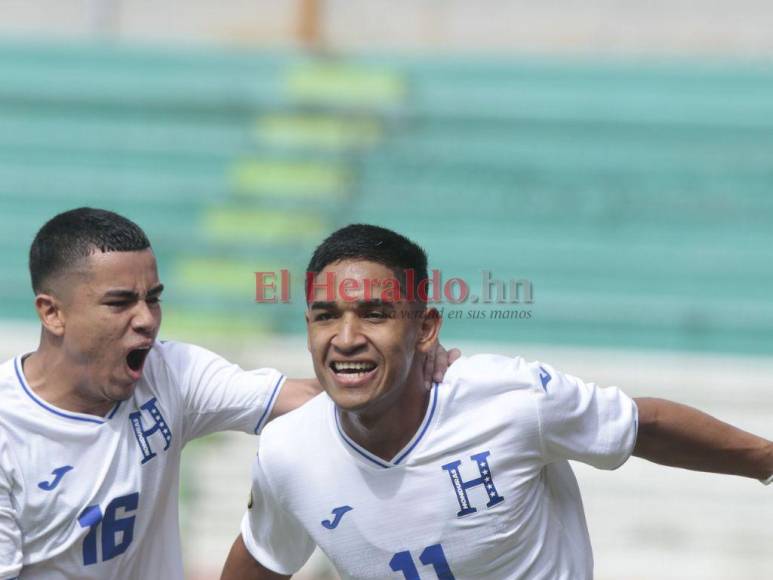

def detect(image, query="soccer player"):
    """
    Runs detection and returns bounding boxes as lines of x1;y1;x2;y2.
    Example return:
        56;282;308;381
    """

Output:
222;224;773;580
0;208;458;580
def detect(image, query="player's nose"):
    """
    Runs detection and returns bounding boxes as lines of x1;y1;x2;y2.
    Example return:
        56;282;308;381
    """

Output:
132;300;161;337
331;314;366;352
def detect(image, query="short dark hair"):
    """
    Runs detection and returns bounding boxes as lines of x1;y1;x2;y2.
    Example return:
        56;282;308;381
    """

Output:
29;207;151;293
306;224;428;302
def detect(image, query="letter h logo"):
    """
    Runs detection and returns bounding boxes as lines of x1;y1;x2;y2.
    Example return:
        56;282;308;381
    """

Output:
129;398;172;464
441;450;504;517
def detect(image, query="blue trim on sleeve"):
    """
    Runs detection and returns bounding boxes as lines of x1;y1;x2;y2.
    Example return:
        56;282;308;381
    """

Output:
14;357;108;425
254;374;286;434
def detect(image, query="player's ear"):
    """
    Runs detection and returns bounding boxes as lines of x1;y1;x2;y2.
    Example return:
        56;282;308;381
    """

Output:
416;308;442;354
35;292;66;337
304;308;312;352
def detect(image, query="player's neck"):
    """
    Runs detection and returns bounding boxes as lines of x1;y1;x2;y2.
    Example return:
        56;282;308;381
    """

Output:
23;346;115;417
339;371;430;462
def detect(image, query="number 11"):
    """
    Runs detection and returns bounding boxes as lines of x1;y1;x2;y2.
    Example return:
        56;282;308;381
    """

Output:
389;543;455;579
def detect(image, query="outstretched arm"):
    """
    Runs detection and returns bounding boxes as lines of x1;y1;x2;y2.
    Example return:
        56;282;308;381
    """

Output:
221;535;289;580
633;397;773;483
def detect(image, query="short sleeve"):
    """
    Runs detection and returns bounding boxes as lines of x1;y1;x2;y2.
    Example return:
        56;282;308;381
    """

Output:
0;441;22;580
532;362;638;470
240;448;316;575
155;341;286;442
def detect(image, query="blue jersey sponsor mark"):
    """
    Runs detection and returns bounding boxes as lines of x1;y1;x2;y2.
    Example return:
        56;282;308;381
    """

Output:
538;366;551;390
38;465;74;491
321;505;353;529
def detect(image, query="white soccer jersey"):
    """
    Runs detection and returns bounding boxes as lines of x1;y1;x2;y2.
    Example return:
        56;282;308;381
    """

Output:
0;340;284;580
241;354;638;580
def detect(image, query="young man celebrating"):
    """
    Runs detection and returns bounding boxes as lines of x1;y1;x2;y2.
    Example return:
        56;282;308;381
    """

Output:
0;208;458;580
223;224;773;580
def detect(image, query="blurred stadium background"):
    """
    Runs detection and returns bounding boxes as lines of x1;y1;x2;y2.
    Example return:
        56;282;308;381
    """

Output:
1;1;772;578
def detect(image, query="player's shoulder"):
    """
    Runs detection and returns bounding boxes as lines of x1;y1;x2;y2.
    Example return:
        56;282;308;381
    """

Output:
146;339;216;366
0;357;18;391
0;359;23;467
0;357;26;419
440;353;544;400
259;393;331;457
143;339;223;382
0;422;16;462
256;394;333;490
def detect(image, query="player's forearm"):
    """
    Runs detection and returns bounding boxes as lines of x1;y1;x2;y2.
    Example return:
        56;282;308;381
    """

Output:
221;535;289;580
268;378;322;422
633;397;773;481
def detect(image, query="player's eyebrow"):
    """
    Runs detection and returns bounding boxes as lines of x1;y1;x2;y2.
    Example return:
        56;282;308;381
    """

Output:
102;283;164;300
102;289;138;300
309;299;396;310
356;298;395;312
356;299;395;310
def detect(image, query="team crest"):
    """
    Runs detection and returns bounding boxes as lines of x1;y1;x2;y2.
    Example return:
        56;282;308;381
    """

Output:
441;450;504;517
129;398;172;464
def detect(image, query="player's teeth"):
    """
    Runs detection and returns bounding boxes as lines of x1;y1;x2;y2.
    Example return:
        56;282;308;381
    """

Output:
333;362;375;372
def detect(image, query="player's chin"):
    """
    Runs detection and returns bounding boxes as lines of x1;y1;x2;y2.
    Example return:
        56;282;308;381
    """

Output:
108;382;138;402
330;391;374;413
324;379;373;408
109;373;141;400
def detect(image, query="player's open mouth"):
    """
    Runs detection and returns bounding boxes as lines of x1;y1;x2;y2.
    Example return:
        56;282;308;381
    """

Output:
329;361;378;386
126;346;151;376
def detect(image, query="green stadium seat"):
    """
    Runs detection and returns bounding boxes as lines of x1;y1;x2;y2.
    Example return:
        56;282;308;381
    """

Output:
1;40;771;352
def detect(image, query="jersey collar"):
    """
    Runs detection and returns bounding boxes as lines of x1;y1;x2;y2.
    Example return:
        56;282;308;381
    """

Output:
14;356;122;425
332;383;440;469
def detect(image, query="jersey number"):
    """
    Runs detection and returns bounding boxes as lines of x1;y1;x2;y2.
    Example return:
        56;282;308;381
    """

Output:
77;492;139;566
389;543;455;579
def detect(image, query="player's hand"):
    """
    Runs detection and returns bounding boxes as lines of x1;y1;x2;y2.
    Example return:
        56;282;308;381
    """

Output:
424;342;461;390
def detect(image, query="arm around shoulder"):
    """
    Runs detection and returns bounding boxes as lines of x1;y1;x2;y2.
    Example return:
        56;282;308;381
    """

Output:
268;379;322;423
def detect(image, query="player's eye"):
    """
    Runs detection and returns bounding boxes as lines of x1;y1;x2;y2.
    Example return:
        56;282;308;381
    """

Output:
313;312;334;322
147;296;162;305
364;310;388;319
